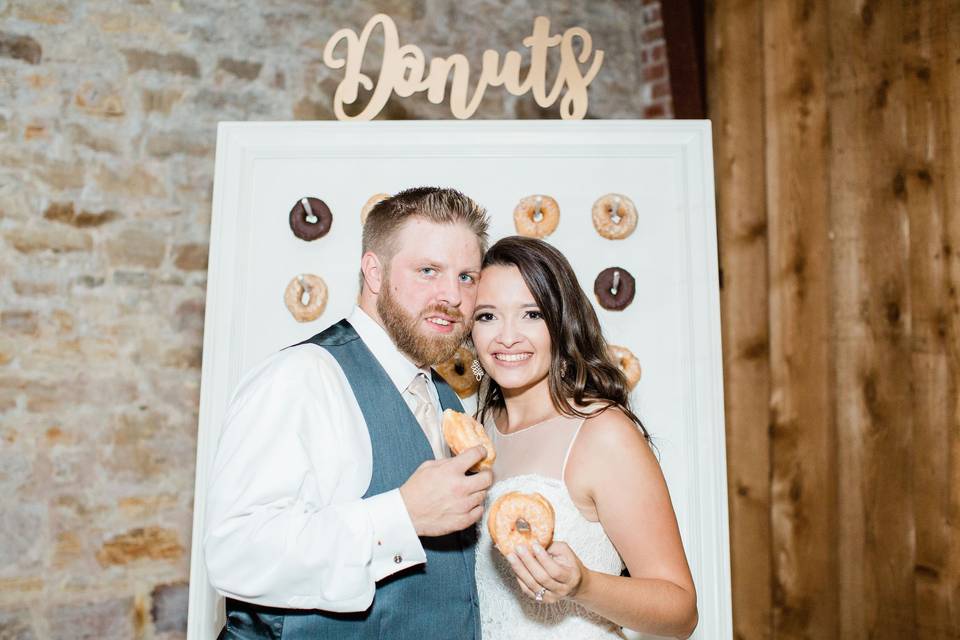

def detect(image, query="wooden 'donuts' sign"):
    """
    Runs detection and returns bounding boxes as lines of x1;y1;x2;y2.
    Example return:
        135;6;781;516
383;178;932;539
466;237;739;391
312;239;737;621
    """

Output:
322;14;604;121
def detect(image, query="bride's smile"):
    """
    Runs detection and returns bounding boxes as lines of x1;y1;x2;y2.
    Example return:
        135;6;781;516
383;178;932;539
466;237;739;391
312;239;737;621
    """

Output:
473;264;553;396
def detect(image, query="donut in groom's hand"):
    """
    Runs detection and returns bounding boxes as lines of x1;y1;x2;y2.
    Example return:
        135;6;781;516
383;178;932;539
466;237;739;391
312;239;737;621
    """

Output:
487;492;555;557
441;409;495;472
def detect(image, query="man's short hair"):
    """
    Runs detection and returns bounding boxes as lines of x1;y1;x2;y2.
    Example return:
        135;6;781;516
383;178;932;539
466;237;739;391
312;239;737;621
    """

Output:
362;186;490;269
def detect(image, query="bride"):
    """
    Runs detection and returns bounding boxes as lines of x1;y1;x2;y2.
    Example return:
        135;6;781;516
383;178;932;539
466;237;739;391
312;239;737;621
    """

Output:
470;236;698;639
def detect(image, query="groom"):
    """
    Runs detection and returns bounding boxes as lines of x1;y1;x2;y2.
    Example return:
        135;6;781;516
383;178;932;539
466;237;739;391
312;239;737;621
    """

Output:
204;187;492;639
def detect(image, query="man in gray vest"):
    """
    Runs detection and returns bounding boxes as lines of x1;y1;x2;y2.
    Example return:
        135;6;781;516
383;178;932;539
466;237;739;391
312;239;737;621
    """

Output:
205;187;492;639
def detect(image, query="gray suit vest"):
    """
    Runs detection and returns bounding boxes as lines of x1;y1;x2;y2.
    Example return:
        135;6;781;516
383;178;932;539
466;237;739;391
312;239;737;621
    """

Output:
220;319;480;639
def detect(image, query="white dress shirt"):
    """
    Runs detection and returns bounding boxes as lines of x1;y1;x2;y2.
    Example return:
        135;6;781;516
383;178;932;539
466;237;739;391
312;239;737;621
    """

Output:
204;307;445;611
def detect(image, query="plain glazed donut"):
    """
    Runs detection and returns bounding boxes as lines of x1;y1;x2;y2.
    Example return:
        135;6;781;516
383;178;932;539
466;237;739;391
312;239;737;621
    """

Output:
608;344;641;390
360;192;390;225
434;346;480;398
441;409;495;472
289;197;333;241
513;195;560;238
592;193;638;240
487;491;555;557
283;274;328;323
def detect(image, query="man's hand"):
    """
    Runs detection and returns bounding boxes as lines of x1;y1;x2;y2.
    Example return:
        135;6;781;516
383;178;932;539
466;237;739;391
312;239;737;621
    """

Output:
399;446;493;537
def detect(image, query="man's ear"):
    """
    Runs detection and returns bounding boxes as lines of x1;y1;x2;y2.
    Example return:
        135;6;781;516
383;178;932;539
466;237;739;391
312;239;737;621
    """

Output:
360;252;384;295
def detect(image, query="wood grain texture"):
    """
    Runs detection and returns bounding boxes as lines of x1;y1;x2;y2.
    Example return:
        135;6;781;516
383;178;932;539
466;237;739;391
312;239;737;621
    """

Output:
904;2;958;638
706;0;771;637
706;0;960;637
763;0;836;637
829;0;916;636
928;1;960;636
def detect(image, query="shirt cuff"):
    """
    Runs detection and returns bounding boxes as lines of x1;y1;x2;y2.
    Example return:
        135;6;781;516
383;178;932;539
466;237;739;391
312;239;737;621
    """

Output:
365;488;426;581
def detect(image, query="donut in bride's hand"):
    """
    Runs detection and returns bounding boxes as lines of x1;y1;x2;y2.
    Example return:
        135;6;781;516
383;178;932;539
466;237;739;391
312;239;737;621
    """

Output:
441;409;495;472
487;491;555;557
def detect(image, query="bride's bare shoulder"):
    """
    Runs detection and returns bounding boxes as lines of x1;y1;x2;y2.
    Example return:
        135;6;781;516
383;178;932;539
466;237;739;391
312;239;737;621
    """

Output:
567;404;655;472
581;404;645;440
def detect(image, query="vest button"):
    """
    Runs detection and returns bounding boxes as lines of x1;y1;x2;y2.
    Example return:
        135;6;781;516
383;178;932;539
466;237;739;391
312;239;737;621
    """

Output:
393;554;403;564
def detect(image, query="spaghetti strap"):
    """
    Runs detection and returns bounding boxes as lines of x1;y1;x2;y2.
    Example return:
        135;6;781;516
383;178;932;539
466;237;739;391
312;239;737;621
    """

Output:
560;416;589;484
560;402;612;483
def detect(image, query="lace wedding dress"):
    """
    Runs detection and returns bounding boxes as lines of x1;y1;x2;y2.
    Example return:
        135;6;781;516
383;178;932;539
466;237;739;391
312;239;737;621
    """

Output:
475;413;627;639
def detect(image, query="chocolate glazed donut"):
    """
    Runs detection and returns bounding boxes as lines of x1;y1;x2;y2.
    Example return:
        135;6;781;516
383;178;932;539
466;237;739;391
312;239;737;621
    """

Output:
593;267;636;311
289;197;333;241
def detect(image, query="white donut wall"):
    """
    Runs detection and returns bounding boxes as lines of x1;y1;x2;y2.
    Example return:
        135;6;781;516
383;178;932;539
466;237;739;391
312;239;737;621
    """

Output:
188;120;730;640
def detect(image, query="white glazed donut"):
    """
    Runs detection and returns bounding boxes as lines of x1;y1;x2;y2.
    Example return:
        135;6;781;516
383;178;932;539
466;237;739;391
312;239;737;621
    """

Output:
283;274;328;322
592;193;638;240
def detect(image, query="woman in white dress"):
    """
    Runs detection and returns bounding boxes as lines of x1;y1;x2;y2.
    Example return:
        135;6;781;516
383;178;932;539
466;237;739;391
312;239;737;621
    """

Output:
471;236;698;639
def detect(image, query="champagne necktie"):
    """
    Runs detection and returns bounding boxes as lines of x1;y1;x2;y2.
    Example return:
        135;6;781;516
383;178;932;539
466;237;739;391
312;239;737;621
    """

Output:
407;373;445;459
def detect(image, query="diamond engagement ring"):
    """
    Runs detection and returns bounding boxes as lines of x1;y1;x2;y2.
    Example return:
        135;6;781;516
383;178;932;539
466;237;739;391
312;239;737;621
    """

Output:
534;587;546;602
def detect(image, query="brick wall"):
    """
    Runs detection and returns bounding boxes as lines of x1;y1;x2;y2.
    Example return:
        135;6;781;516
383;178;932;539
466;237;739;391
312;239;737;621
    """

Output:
640;0;673;118
0;1;671;637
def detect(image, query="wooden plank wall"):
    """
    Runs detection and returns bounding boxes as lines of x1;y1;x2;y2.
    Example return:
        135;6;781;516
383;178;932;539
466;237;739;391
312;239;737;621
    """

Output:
706;1;960;638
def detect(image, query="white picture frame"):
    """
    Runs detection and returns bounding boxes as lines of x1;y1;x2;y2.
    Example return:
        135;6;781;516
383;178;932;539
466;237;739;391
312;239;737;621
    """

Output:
187;120;731;639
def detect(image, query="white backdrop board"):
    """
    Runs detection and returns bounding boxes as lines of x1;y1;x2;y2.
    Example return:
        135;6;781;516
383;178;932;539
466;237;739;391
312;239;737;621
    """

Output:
187;120;731;639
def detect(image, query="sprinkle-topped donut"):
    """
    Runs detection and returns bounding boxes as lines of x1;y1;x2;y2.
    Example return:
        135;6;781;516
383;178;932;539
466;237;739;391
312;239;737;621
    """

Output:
513;195;560;238
593;267;636;311
592;193;638;240
289;197;333;241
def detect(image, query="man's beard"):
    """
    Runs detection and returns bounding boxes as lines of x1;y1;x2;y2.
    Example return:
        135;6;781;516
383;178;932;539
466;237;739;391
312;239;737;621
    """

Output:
377;282;470;367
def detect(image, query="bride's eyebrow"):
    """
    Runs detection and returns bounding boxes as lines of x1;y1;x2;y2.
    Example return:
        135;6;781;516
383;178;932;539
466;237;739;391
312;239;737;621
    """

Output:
473;303;538;311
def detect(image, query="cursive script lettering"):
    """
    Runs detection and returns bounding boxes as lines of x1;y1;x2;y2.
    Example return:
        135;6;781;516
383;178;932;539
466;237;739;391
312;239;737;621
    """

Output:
322;14;604;120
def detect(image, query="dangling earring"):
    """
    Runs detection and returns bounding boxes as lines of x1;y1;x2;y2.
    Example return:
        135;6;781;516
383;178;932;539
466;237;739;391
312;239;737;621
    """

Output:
559;360;568;378
471;359;485;381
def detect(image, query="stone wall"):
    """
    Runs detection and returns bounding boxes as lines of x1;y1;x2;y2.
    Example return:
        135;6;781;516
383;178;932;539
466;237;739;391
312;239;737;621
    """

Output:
0;1;671;637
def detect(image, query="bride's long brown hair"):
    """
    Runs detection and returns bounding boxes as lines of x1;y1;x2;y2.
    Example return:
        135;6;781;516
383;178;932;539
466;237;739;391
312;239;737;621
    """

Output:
475;236;649;440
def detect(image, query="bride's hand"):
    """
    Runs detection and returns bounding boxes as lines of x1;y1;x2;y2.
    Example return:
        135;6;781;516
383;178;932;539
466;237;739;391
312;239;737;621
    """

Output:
507;541;589;604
